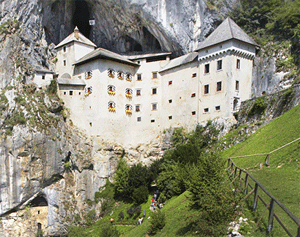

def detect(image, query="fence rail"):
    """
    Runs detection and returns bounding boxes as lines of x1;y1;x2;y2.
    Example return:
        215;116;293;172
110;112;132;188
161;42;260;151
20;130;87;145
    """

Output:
227;158;300;237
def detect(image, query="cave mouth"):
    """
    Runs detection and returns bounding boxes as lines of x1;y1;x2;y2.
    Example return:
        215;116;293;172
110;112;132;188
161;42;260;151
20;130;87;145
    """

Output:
72;0;92;39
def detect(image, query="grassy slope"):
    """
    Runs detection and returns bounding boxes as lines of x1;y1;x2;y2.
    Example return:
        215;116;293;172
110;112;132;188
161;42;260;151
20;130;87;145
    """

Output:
221;104;300;236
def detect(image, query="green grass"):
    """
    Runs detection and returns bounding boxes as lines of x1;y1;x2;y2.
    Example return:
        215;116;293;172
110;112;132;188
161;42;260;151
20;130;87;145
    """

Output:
222;104;300;236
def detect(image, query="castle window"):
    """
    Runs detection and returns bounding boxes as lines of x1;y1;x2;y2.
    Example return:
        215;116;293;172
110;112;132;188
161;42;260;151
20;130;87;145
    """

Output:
192;73;197;78
126;73;132;82
108;85;116;95
152;88;157;95
108;101;116;112
135;105;140;112
136;89;141;96
217;60;222;70
85;86;92;96
137;74;142;81
108;69;115;78
117;71;124;80
63;46;66;52
85;71;92;79
237;59;240;69
151;119;155;123
125;88;133;98
90;122;92;127
79;92;81;95
125;104;132;114
137;61;140;64
69;91;73;96
152;72;158;79
42;75;45;80
204;84;209;94
169;80;172;85
215;105;220;111
205;64;209;74
63;60;66;66
64;92;66;95
192;111;196;115
204;108;209;113
152;103;157;111
169;99;172;103
236;81;239;91
38;210;40;214
191;93;196;97
169;116;172;120
217;81;222;92
137;117;141;122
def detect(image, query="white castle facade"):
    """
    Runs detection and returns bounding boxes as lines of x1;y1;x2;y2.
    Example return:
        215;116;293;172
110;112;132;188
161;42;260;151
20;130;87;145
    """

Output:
49;18;257;147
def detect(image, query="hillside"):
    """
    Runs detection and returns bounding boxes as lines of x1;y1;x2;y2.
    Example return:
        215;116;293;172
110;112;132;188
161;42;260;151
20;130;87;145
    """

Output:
222;103;300;236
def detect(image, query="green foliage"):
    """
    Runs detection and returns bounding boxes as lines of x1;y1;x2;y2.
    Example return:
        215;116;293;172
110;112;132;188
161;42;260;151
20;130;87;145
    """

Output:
47;79;57;95
63;161;72;170
85;209;96;226
114;159;130;199
99;224;120;237
52;57;58;64
149;211;166;235
248;97;267;116
126;205;141;218
118;211;124;220
132;185;149;205
172;127;185;146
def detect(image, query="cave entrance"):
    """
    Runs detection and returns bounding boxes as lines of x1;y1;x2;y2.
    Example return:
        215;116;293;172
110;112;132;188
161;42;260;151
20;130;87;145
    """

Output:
30;196;48;207
72;0;92;39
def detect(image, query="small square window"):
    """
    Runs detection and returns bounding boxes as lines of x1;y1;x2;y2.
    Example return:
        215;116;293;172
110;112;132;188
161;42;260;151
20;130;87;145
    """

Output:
169;80;172;85
69;91;73;96
90;122;92;127
137;117;141;122
204;85;209;94
79;92;81;95
217;81;222;92
64;91;66;95
205;64;210;74
137;61;140;64
42;75;45;80
63;60;66;66
137;74;142;81
152;72;158;79
236;81;239;91
191;93;196;97
63;46;66;52
152;103;157;110
152;88;157;95
151;119;155;123
192;111;196;115
215;106;220;111
136;89;141;96
204;108;209;113
192;73;197;78
217;60;222;70
237;59;240;69
136;105;140;112
169;116;172;120
169;99;172;103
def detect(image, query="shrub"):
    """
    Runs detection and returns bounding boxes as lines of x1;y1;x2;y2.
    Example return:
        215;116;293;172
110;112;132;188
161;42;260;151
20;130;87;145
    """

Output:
47;79;57;95
126;205;141;218
132;185;149;204
85;209;96;226
248;97;267;116
149;211;166;235
100;224;120;237
118;211;124;220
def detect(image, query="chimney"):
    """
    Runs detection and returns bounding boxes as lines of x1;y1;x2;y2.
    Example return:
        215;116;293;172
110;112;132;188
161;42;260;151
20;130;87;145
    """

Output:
74;26;79;40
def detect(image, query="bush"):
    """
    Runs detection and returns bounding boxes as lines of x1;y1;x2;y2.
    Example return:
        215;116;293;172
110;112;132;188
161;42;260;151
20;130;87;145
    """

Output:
149;211;166;235
127;205;141;218
132;185;149;204
47;79;57;95
118;211;124;220
100;224;120;237
85;209;96;226
248;97;267;116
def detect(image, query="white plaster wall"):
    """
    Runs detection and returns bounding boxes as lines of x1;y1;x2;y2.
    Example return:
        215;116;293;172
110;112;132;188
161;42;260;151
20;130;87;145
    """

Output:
32;73;53;88
74;42;95;61
160;61;199;131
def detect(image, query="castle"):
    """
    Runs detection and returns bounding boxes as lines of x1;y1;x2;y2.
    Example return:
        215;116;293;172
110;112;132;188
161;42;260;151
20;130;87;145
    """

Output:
42;17;258;147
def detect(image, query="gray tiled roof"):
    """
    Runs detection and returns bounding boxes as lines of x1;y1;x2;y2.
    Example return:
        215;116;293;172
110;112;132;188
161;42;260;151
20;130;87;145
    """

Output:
74;48;139;67
126;52;171;60
196;17;258;51
55;28;96;49
34;68;54;74
57;78;86;86
159;52;198;73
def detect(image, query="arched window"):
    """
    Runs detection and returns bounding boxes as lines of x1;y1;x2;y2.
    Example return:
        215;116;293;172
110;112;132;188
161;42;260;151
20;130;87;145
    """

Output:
108;101;116;112
85;86;92;96
126;73;132;82
117;71;124;80
125;88;133;98
125;104;132;115
107;85;116;95
85;71;92;79
108;69;115;78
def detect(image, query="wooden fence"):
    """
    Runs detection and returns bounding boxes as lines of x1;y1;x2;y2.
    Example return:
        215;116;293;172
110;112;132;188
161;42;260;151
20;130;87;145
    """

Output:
227;158;300;237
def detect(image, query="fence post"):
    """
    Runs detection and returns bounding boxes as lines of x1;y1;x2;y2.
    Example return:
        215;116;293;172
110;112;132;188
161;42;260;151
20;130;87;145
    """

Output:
244;173;249;194
268;199;275;232
234;167;238;182
228;159;231;170
253;183;259;210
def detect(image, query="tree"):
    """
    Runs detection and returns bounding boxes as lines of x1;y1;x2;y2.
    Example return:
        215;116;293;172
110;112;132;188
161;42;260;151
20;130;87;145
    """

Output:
114;159;130;200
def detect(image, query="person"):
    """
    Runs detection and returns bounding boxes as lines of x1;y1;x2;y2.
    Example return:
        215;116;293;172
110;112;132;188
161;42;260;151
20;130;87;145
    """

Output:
153;202;157;211
138;217;143;225
154;192;157;201
110;218;114;224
